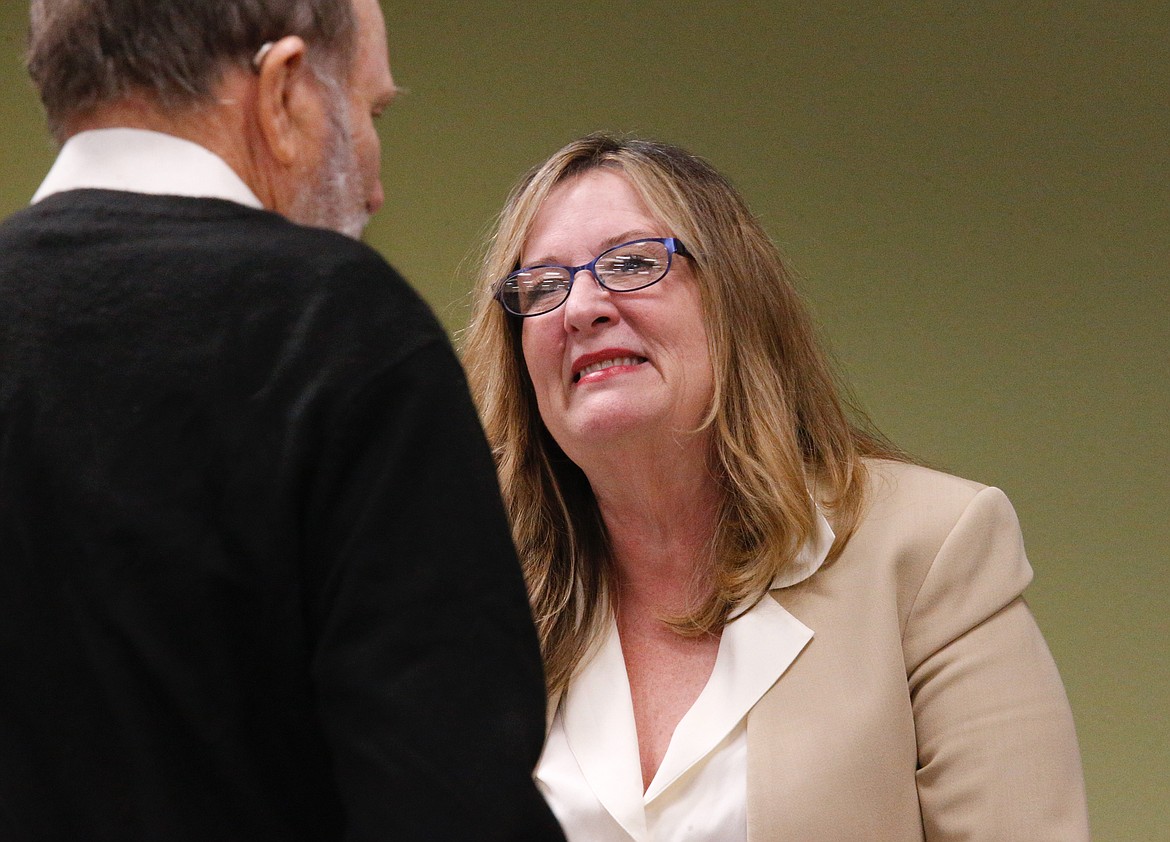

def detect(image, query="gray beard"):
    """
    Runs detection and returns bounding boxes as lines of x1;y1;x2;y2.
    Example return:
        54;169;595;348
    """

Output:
289;89;369;239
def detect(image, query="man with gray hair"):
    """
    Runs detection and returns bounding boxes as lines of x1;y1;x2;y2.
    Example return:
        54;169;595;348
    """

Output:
0;1;564;840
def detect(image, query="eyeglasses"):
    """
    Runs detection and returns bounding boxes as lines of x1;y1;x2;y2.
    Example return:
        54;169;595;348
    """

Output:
494;237;691;317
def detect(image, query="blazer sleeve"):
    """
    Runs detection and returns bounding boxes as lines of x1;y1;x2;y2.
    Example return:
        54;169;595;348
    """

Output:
902;486;1090;841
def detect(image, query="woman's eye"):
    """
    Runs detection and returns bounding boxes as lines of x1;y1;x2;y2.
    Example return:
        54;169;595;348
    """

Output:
606;254;659;274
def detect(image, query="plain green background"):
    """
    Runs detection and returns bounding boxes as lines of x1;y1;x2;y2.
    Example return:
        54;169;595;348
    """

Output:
2;3;1166;838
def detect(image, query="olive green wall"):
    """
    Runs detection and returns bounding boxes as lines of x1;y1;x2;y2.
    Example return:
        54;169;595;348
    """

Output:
2;2;1166;837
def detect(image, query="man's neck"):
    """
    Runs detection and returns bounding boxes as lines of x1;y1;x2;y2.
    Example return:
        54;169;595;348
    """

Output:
62;81;275;211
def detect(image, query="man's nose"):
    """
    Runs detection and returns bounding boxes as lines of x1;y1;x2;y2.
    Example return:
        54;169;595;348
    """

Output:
367;180;385;216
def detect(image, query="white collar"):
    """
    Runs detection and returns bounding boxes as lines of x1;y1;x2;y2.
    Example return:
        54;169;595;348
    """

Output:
544;594;815;841
723;506;836;621
543;507;835;720
537;510;834;840
767;506;836;590
32;128;263;209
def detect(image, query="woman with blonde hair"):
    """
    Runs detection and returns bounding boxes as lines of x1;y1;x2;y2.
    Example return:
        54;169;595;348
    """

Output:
462;132;1088;841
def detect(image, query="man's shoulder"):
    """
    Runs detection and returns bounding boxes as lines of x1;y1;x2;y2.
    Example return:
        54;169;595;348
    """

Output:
2;189;448;366
232;206;408;290
6;189;436;331
245;217;444;350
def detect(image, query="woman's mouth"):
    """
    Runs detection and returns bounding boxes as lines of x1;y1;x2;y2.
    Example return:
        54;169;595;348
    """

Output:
573;356;647;383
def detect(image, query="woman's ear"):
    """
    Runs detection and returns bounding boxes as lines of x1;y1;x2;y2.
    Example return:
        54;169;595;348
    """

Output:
253;35;320;167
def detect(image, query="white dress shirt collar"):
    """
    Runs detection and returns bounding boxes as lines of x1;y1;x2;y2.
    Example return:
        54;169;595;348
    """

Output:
536;510;835;842
32;128;263;209
766;503;837;589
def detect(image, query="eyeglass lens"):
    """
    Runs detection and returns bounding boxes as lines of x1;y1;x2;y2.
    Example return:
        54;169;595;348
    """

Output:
499;239;674;317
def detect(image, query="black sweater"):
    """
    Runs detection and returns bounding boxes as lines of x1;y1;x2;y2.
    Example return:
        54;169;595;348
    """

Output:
0;190;561;841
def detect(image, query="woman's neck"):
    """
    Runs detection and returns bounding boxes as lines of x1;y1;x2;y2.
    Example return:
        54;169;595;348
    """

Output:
587;442;722;618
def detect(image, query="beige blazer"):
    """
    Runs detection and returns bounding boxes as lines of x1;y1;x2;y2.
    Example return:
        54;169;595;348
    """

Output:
747;460;1090;840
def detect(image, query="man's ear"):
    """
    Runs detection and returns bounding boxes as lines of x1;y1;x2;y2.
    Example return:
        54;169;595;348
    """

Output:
253;35;320;166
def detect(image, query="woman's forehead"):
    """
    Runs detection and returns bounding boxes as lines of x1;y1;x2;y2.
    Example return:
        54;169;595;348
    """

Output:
523;171;665;253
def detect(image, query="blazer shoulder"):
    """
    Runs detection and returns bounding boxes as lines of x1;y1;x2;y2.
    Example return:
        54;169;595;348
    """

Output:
842;460;1024;626
860;458;987;515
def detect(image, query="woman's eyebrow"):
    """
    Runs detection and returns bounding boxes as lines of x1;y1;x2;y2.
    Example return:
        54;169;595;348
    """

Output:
522;230;657;267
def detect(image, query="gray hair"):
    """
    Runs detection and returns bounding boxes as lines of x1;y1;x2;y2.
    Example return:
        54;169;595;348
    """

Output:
27;0;357;139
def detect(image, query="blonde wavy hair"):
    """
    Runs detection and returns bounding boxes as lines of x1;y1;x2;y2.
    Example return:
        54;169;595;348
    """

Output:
462;133;904;694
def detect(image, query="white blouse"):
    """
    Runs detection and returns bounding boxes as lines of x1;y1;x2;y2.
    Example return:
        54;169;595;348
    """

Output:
536;513;835;842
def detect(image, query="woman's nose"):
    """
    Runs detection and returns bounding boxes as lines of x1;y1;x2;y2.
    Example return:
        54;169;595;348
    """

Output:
562;268;617;330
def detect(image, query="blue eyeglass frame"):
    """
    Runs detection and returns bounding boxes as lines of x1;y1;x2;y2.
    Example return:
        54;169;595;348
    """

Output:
495;236;692;317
